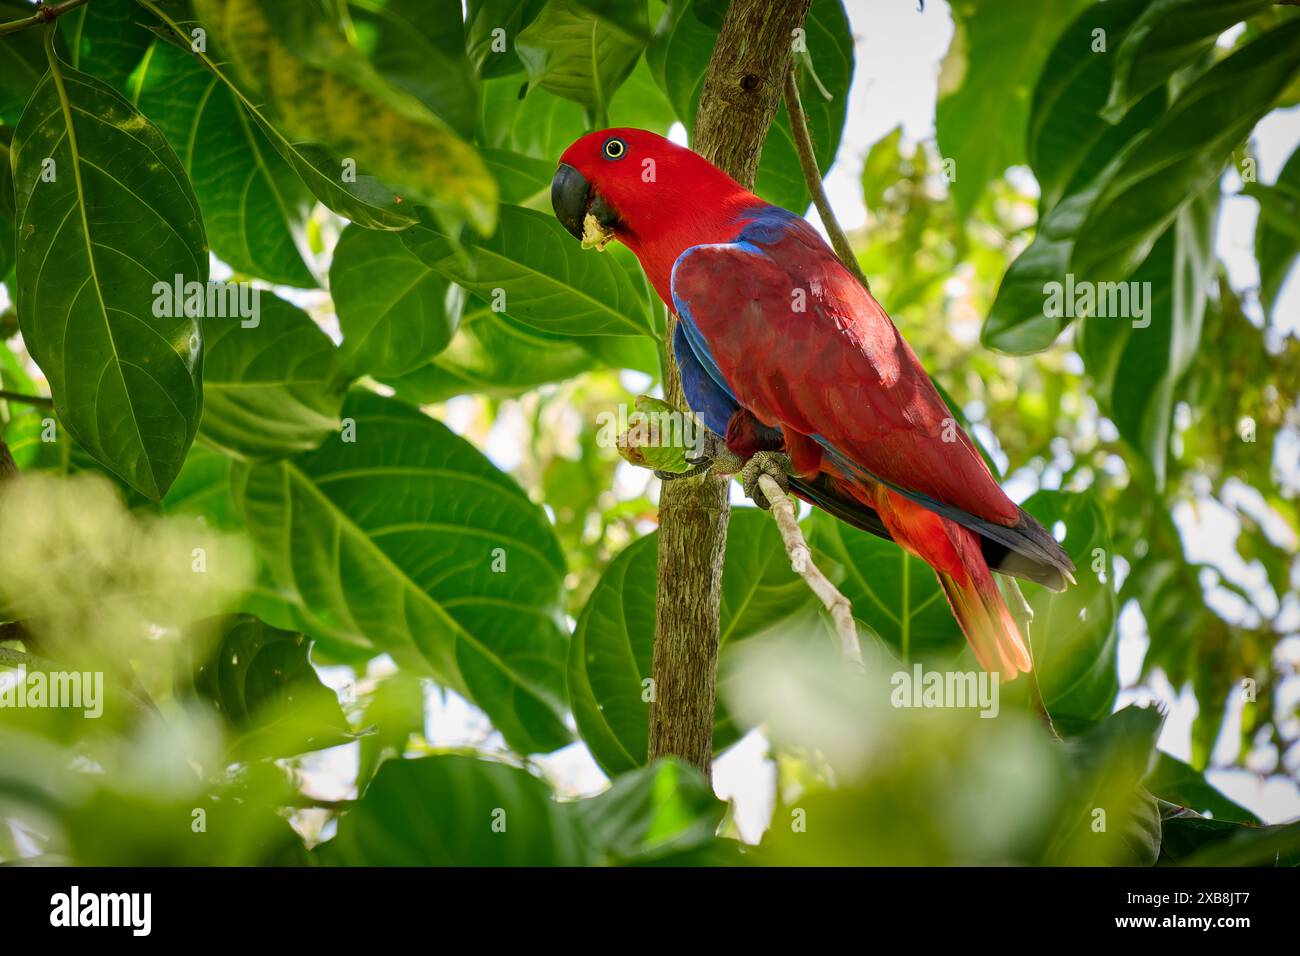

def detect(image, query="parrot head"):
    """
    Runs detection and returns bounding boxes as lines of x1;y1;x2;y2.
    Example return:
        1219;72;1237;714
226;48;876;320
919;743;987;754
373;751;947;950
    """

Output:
553;128;759;302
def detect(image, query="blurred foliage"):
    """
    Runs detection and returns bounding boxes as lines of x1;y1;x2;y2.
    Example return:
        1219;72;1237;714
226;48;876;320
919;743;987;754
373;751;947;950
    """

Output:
0;0;1297;866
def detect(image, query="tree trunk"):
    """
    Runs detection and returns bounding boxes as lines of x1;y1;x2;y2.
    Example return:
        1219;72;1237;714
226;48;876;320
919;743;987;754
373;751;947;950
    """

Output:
647;0;813;779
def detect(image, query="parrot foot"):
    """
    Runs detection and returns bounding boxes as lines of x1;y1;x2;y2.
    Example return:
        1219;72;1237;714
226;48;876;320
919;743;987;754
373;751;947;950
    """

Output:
740;452;792;510
687;429;745;475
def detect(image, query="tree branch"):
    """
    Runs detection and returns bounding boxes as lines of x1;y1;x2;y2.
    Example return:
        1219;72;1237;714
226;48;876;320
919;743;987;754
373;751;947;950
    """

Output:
649;0;812;779
784;67;870;292
757;474;863;670
0;0;92;36
0;390;54;409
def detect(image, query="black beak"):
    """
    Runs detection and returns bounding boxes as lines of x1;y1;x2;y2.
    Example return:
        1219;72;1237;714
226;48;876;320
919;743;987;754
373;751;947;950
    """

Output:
552;163;620;241
552;163;590;240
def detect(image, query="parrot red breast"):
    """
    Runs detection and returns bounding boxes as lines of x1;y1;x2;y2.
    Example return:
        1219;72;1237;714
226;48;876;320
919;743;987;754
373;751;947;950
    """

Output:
552;128;1074;680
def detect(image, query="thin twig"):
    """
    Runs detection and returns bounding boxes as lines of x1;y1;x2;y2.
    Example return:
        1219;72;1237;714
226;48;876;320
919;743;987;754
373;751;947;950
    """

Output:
0;390;54;409
783;68;870;293
0;0;92;36
756;473;864;670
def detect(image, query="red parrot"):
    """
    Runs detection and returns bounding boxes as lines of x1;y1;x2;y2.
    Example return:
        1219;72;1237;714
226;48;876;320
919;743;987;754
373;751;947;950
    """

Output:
552;129;1074;679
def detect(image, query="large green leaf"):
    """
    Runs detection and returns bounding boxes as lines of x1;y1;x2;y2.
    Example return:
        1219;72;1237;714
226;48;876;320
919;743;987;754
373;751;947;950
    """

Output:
188;0;495;233
330;223;459;378
1072;18;1300;281
481;74;587;161
574;758;727;864
13;40;206;499
515;0;648;124
1019;490;1117;735
231;389;571;755
466;0;548;78
1079;185;1218;485
181;613;352;759
1145;752;1260;824
321;754;590;865
194;0;496;233
1100;0;1272;122
0;1;58;124
132;39;315;287
382;306;598;403
936;0;1092;216
60;0;153;92
1048;705;1163;865
1255;142;1300;321
347;0;479;139
137;0;416;230
1028;0;1167;214
400;204;653;336
569;508;814;775
200;292;345;458
808;509;962;659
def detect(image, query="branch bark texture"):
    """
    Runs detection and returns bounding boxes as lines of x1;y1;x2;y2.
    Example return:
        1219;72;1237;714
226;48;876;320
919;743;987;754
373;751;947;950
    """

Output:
648;0;813;778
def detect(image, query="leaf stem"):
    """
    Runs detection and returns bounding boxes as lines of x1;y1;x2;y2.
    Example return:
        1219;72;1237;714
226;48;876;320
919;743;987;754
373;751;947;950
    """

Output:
0;390;54;409
783;67;870;293
0;0;92;37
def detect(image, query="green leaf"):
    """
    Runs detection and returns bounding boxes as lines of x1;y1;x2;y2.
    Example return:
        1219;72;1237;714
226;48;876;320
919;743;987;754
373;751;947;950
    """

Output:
1164;816;1300;866
860;126;901;216
1020;490;1117;734
182;614;352;759
231;389;572;755
1079;184;1218;485
400;204;653;336
479;146;555;204
321;754;590;865
568;509;813;775
0;2;59;124
515;0;648;123
132;39;316;287
356;673;425;791
466;0;548;78
347;0;479;139
1073;18;1300;281
1048;705;1164;865
138;0;417;230
1028;0;1167;214
1255;142;1300;320
132;40;317;287
200;292;345;458
481;73;587;160
1146;752;1260;824
13;43;206;499
574;758;726;864
191;0;496;233
808;509;962;659
381;306;598;403
1100;0;1272;123
60;0;153;92
936;0;1092;216
330;224;460;378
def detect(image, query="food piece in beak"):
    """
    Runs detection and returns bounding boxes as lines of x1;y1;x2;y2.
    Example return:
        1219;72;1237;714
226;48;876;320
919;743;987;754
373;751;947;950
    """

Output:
581;212;615;251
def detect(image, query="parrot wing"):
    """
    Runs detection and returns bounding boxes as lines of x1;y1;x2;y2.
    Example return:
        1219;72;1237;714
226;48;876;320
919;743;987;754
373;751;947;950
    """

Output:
670;206;1074;588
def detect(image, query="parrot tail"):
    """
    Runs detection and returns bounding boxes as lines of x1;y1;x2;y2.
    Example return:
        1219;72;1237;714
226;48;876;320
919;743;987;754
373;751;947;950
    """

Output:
869;484;1032;681
936;566;1031;681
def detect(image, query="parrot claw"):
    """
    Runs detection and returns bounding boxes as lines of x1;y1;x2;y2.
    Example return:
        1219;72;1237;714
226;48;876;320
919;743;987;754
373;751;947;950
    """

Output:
681;430;744;475
740;452;792;510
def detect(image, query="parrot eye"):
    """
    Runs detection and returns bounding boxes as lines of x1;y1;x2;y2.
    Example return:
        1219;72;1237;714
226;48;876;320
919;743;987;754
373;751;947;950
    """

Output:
602;137;628;160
